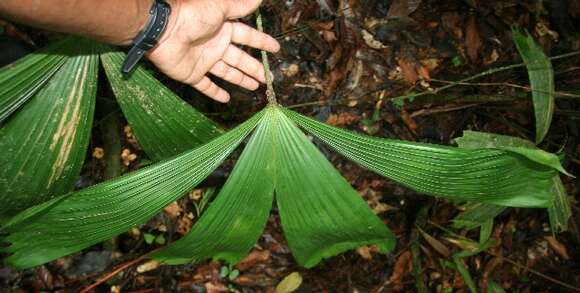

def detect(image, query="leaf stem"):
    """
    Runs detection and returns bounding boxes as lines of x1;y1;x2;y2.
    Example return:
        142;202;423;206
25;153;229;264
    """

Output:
256;9;278;106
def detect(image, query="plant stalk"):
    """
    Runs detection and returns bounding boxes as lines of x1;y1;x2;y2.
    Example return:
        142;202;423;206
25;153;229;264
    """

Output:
256;9;278;106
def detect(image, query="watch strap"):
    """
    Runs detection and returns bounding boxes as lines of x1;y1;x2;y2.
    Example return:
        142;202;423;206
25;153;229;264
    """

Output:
121;0;171;74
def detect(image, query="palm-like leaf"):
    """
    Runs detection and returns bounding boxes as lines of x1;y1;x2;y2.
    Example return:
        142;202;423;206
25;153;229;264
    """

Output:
0;38;98;221
453;130;571;232
0;37;77;123
273;107;395;267
284;109;558;207
0;31;569;271
512;29;555;144
1;112;263;268
152;107;395;267
100;50;223;160
152;108;277;265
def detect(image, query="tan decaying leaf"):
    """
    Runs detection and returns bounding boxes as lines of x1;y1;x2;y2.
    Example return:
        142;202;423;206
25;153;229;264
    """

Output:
276;272;303;293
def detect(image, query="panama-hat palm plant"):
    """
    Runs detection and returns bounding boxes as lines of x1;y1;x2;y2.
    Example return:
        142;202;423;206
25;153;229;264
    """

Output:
0;22;570;269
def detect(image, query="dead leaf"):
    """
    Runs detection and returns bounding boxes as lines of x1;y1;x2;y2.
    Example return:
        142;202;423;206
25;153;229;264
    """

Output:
177;215;192;235
189;189;203;201
163;201;181;219
544;236;570;260
235;250;271;271
276;272;303;293
400;109;418;134
123;125;140;149
389;251;412;292
481;257;503;290
465;15;482;64
388;0;423;18
417;228;451;257
398;58;418;84
92;147;104;159
441;12;463;39
326;112;360;126
357;246;373;260
137;260;159;273
121;149;137;166
362;29;388;49
205;282;228;293
417;65;431;81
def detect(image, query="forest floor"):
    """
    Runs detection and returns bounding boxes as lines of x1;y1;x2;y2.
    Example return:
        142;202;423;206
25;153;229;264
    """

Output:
1;0;580;292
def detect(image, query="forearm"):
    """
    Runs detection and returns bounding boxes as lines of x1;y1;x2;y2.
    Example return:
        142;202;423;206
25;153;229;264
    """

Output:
0;0;152;45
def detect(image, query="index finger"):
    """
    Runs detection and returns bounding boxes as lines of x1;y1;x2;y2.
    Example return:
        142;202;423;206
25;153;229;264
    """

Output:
230;22;280;53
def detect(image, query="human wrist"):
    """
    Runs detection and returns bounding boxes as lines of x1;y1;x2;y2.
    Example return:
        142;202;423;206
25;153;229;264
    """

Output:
147;0;181;53
113;0;154;45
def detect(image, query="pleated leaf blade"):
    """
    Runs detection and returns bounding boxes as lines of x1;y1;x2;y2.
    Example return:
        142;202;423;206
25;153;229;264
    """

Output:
0;37;76;123
100;50;223;160
274;107;395;267
284;109;557;208
152;109;276;265
512;28;555;144
1;111;263;269
455;130;571;232
0;39;98;221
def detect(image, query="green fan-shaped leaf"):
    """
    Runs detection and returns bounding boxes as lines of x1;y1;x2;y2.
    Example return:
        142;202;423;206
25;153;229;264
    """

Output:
0;37;78;123
456;130;569;176
1;112;263;269
100;50;223;160
0;39;98;222
152;109;276;265
284;109;557;208
274;107;395;267
512;29;555;144
455;130;571;232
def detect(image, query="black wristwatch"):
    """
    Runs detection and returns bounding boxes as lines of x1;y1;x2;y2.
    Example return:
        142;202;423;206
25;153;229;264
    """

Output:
121;0;171;74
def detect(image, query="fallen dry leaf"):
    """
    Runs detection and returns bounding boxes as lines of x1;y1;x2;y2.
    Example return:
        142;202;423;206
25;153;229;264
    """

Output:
388;0;423;18
92;147;104;160
163;201;181;219
389;251;412;292
398;57;419;84
326;112;360;126
177;215;192;235
544;236;570;260
465;15;482;64
418;228;451;257
357;246;373;260
276;272;303;293
121;149;137;166
205;282;228;293
235;250;271;271
137;260;159;274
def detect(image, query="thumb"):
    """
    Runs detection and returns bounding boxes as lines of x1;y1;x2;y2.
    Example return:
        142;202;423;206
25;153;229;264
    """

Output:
223;0;262;19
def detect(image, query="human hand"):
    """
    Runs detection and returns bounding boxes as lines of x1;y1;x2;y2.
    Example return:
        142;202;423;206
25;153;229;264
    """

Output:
146;0;280;103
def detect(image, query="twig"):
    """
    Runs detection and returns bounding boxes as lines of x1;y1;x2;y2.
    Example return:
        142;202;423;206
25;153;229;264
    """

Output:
430;79;580;99
409;103;481;118
79;256;147;293
485;251;580;292
390;51;580;103
255;10;277;106
285;51;580;110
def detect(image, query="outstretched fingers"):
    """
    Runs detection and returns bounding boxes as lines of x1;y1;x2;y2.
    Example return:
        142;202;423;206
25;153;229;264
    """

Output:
230;22;280;53
192;76;230;103
209;60;260;90
222;44;266;83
